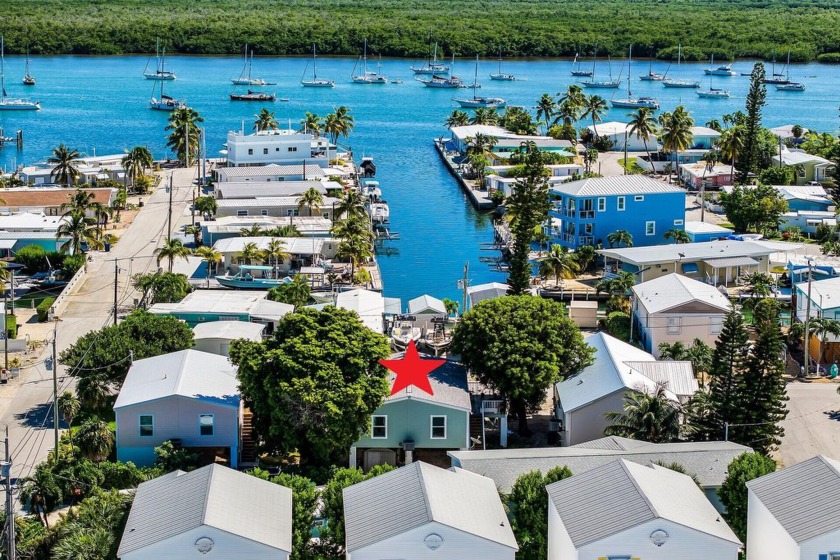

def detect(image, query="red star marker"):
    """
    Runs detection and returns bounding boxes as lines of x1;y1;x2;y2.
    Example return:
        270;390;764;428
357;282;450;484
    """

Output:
379;340;446;396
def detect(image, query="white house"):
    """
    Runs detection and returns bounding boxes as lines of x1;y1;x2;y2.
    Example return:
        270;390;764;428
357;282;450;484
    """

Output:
546;459;741;560
215;195;340;219
771;124;809;140
118;463;292;560
192;321;265;357
632;273;732;357
746;455;840;560
215;180;336;200
336;288;386;334
554;332;698;446
113;350;241;468
225;129;333;168
148;289;293;332
343;461;518;560
587;121;657;151
212;236;339;271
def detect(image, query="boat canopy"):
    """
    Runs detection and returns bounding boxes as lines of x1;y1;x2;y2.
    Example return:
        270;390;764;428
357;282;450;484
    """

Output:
239;265;274;271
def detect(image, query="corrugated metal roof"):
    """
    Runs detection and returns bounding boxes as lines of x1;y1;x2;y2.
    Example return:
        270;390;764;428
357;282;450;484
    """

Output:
336;289;385;333
343;462;517;552
407;294;447;314
148;290;293;320
550;175;684;197
774;150;833;166
747;455;840;543
213;236;329;256
216;163;326;179
623;361;698;397
704;256;759;268
216;195;339;208
449;440;751;491
467;282;509;306
547;459;740;548
632;273;732;315
114;350;239;409
385;355;470;410
598;239;786;267
192;320;265;341
571;436;654;451
118;464;292;556
217;181;330;199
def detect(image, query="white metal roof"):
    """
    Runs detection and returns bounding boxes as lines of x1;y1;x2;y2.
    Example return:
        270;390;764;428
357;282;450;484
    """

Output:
467;282;509;306
773;149;834;166
343;462;517;552
0;212;66;231
148;289;294;320
118;464;292;556
546;459;740;548
585;121;629;135
114;350;239;409
705;256;759;268
632;273;732;315
407;294;447;314
689;126;723;137
192;320;265;341
216;181;331;199
550;175;683;197
684;221;733;235
598;239;787;266
746;455;840;543
335;289;385;333
794;276;840;309
215;163;326;179
448;124;515;141
215;195;339;209
213;236;328;256
770;124;810;139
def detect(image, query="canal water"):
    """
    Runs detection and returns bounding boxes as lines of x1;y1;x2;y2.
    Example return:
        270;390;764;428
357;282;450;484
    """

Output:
0;55;838;303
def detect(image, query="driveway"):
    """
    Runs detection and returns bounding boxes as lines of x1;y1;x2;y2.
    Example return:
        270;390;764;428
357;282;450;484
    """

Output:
779;380;840;466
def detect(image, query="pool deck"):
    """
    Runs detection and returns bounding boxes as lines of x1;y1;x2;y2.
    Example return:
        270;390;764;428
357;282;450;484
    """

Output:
434;138;495;210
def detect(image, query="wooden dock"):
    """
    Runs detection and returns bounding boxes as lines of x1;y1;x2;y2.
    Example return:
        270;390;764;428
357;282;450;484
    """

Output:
434;139;495;210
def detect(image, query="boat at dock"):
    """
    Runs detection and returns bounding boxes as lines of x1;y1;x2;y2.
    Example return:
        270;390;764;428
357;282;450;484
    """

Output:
704;55;736;76
611;46;659;109
391;317;422;350
777;82;805;91
411;41;450;75
352;39;388;84
22;48;35;85
662;44;700;88
144;38;176;81
230;89;276;101
0;37;39;111
215;265;291;289
301;44;334;88
421;320;451;356
489;49;516;81
232;45;269;86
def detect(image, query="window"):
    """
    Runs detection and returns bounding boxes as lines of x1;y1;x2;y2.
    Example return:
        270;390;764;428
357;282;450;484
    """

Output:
673;219;684;226
247;148;254;155
199;414;214;436
263;148;269;155
139;415;154;437
797;166;806;178
597;197;606;212
634;195;644;202
617;196;625;211
237;210;248;217
431;416;447;439
646;221;655;236
286;209;299;217
261;210;269;216
288;147;298;152
322;211;330;219
710;316;723;335
275;147;280;152
371;416;387;438
667;317;681;334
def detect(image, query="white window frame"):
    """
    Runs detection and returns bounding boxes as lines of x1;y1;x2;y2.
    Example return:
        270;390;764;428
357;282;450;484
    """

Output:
139;414;154;437
617;196;626;211
371;415;387;439
430;416;447;439
646;221;656;236
634;195;645;202
597;197;606;212
667;316;681;335
199;414;214;436
673;219;684;226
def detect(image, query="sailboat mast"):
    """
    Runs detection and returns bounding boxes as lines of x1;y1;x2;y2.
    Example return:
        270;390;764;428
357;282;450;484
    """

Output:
1;36;6;102
312;44;317;80
363;39;368;74
627;45;632;97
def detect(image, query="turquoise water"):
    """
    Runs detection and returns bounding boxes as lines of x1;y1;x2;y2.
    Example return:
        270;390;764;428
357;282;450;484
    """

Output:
0;55;838;303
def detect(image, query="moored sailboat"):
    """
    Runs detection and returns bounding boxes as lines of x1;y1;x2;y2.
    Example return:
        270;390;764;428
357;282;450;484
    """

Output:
696;73;731;98
662;44;700;88
581;51;620;89
489;49;516;81
301;44;334;88
411;41;450;75
611;46;659;109
571;48;594;77
232;45;268;86
0;36;39;110
143;38;176;81
22;48;35;85
351;39;388;84
454;55;506;108
150;79;186;110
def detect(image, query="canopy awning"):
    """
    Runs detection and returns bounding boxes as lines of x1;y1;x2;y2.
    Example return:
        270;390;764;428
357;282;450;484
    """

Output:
300;266;325;275
0;240;16;250
681;262;700;274
704;256;759;269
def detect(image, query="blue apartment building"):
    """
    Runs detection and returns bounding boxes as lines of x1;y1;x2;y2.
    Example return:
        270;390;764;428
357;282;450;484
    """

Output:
547;176;686;249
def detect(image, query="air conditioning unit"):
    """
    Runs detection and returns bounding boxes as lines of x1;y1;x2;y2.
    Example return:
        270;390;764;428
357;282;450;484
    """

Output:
402;441;415;452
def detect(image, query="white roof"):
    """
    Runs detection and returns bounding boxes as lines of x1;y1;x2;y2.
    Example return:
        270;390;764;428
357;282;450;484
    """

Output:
0;212;66;231
407;294;446;314
632;273;731;314
598;239;788;266
467;282;509;307
773;149;834;166
689;126;723;137
680;162;734;179
551;175;683;197
215;195;339;209
216;181;332;199
586;121;629;135
556;332;695;413
547;459;740;548
192;320;265;341
148;290;293;320
747;455;840;543
343;462;517;552
770;124;809;139
794;276;840;309
721;184;831;204
213;236;328;256
215;163;326;179
114;350;238;409
118;464;292;556
449;124;515;141
685;221;733;235
335;289;385;333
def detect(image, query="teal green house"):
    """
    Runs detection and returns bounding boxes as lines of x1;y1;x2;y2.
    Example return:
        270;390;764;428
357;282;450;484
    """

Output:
351;359;471;471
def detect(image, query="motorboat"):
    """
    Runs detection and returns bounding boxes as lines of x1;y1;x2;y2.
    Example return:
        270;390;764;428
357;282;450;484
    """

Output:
391;320;421;350
489;49;516;81
411;42;450;75
230;90;276;101
704;55;736;76
0;37;39;110
215;265;291;289
232;45;268;86
301;44;334;88
351;39;388;84
611;46;659;109
367;200;390;224
22;48;35;85
776;82;805;91
144;38;176;80
421;322;451;356
390;79;403;84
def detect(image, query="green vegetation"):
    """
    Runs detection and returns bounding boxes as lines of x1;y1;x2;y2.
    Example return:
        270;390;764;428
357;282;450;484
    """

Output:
5;0;840;61
507;467;573;560
719;452;777;543
605;385;683;443
36;297;55;322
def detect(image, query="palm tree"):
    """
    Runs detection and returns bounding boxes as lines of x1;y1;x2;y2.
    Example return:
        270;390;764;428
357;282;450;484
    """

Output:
264;239;290;275
60;189;96;217
299;111;323;136
185;224;202;246
57;212;103;254
539;244;580;287
239;224;264;237
605;385;682;443
606;229;633;248
627;107;658;169
810;317;840;366
253;108;278;132
48;144;81;185
194;246;223;286
19;467;62;527
535;93;556;133
76;374;111;412
664;228;691;243
52;526;115;560
659;106;695;182
323;106;355;145
268;224;302;237
237;241;264;265
165;107;204;166
57;391;80;431
705;119;723;132
75;417;115;462
581;95;608;136
333;189;368;222
337;234;373;280
154;238;191;272
297;187;324;217
557;84;586;113
121;146;154;191
194;196;218;219
445;110;469;128
469;107;499;126
718;126;745;185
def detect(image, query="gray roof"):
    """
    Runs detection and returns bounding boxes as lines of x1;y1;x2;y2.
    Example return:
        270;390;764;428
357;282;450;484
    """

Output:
118;464;293;556
449;439;751;492
216;195;339;209
623;361;699;396
747;455;840;543
407;294;447;314
597;239;785;267
570;435;655;451
632;273;732;315
343;462;517;552
384;354;471;410
550;175;683;197
216;181;331;199
547;459;740;547
467;282;509;306
114;350;239;409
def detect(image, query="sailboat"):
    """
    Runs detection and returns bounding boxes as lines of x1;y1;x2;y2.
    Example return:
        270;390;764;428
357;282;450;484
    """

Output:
696;73;731;98
639;56;665;81
351;39;387;84
416;55;464;87
570;49;594;77
764;49;792;85
143;39;176;81
704;54;736;76
453;55;506;108
149;78;186;110
301;44;334;88
582;51;621;89
232;46;268;86
611;46;659;109
22;48;35;86
0;37;40;110
489;49;516;81
662;44;700;88
410;41;449;75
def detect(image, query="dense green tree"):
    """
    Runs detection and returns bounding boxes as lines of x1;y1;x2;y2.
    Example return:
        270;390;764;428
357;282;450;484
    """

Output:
133;271;191;305
230;307;391;465
194;195;218;218
499;106;537;135
75;417;115;462
719;452;776;542
507;467;572;560
153;440;201;472
605;385;682;442
50;489;132;560
451;296;594;435
254;108;279;132
739;62;767;181
719;183;787;233
121;146;154;191
19;466;63;527
664;228;690;243
268;274;312;309
573;244;597;272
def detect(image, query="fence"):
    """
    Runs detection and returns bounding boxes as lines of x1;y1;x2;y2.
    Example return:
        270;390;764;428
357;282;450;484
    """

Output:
49;264;88;318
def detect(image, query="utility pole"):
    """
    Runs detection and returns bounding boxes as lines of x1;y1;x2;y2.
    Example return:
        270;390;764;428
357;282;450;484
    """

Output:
623;129;628;175
52;322;59;457
3;426;15;560
459;261;470;316
3;288;7;371
804;257;815;374
185;119;190;169
167;173;174;242
113;260;119;326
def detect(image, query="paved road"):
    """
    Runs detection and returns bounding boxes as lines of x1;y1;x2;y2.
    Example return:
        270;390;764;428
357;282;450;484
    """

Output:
0;168;197;486
779;381;840;466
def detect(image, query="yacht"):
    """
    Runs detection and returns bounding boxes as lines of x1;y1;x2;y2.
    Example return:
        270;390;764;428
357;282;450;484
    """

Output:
232;45;268;86
300;44;334;88
143;39;176;80
351;40;388;84
776;82;805;91
662;44;700;88
149;79;186;110
704;55;736;76
612;47;659;109
570;50;594;77
417;73;465;88
0;37;40;110
410;42;449;75
489;49;516;81
22;48;35;85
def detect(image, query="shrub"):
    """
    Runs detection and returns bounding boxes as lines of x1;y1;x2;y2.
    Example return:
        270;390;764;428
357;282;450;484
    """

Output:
605;311;631;341
14;245;47;272
817;52;840;63
36;297;56;322
62;254;86;277
5;313;17;338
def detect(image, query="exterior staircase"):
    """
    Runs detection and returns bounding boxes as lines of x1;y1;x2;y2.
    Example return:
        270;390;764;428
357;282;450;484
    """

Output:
240;409;258;465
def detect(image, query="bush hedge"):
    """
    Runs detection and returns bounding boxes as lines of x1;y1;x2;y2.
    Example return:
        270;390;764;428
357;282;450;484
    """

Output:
36;297;55;322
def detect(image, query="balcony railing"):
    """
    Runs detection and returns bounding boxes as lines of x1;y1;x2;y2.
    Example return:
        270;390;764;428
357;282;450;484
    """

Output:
482;400;504;415
578;235;594;246
578;210;595;219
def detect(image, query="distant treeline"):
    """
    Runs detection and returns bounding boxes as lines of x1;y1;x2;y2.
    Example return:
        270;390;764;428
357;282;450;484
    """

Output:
5;0;840;62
